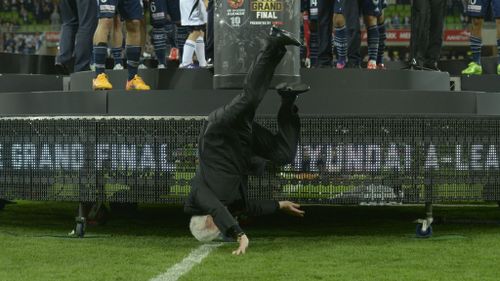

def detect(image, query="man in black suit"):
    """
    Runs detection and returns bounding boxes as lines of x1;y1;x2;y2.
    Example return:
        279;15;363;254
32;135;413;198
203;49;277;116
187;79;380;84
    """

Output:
55;0;97;73
184;27;307;255
409;0;447;70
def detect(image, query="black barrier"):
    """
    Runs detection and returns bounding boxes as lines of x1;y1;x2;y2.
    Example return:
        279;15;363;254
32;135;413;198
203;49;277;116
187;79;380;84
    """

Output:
0;116;499;205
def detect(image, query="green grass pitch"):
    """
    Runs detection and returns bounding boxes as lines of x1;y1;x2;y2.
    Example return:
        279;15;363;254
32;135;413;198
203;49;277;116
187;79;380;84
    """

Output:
1;201;499;281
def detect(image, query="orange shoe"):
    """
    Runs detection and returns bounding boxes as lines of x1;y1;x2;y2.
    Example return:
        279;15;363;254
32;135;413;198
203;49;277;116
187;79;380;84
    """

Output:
92;73;113;90
126;75;151;91
168;47;179;61
367;60;377;70
377;63;386;70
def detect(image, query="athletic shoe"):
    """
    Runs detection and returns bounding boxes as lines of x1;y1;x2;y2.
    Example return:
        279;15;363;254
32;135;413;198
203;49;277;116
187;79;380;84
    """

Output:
138;64;148;69
168;48;179;61
336;62;346;69
179;63;199;69
113;64;124;70
367;60;377;70
497;64;500;75
125;75;150;91
377;63;386;70
158;64;166;69
92;73;113;90
461;62;482;75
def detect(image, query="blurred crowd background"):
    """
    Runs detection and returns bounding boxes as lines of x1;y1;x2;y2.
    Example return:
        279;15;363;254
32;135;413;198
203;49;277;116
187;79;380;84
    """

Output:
0;0;496;61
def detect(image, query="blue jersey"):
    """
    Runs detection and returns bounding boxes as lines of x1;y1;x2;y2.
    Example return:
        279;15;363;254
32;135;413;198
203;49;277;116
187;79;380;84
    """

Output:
149;0;180;26
98;0;144;20
466;0;500;18
362;0;387;17
301;0;319;20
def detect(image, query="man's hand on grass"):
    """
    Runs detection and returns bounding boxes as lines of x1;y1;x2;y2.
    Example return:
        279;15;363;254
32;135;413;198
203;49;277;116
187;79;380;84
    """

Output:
279;201;305;217
232;234;249;256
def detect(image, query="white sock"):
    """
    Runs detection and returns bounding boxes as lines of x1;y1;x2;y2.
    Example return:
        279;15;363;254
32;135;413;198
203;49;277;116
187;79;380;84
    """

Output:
181;39;196;66
195;36;207;67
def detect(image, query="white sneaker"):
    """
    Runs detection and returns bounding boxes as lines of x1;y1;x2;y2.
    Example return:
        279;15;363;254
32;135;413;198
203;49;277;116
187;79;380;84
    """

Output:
158;64;166;69
138;64;147;69
113;64;124;70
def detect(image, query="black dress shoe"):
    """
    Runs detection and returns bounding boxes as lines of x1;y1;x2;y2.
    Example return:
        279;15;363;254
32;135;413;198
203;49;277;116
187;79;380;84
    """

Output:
54;62;70;75
423;62;440;71
276;82;310;98
269;26;302;47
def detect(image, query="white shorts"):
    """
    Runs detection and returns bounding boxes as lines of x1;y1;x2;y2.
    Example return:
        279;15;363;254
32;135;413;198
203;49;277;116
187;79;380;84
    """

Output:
180;0;207;26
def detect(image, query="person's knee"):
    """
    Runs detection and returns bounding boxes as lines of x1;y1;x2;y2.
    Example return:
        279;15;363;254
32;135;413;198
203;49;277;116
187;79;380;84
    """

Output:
125;19;141;34
98;17;113;30
333;14;345;27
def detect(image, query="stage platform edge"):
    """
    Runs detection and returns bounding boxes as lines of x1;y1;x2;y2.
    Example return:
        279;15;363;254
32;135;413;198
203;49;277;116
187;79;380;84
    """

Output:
69;68;451;92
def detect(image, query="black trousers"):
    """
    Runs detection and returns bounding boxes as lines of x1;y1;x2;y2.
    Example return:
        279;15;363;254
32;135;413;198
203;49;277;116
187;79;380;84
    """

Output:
409;0;447;67
317;0;335;66
344;0;363;67
207;39;300;166
206;0;214;60
56;0;97;72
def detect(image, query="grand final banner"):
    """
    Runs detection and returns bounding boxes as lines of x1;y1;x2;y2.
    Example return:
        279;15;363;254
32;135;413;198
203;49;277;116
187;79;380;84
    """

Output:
213;0;300;88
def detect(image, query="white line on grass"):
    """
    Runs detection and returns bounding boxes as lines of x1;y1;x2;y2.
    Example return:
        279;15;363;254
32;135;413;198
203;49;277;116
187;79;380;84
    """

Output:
149;243;222;281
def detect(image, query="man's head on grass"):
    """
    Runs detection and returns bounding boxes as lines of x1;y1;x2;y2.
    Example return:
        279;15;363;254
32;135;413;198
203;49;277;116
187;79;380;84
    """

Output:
189;215;221;242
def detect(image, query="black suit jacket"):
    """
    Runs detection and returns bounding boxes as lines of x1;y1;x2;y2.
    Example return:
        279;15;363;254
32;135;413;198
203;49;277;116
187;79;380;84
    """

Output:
184;117;279;238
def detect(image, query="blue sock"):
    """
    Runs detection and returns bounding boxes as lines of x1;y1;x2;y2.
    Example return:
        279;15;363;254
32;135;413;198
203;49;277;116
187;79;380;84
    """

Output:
152;27;167;65
111;47;122;66
165;23;177;48
470;36;482;64
377;23;386;64
93;44;107;76
126;45;141;80
367;25;379;62
497;39;500;64
334;25;347;64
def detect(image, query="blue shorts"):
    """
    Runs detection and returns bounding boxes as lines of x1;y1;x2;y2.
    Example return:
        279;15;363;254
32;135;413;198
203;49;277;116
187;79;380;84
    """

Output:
362;0;387;17
98;0;144;20
466;0;500;18
333;0;345;14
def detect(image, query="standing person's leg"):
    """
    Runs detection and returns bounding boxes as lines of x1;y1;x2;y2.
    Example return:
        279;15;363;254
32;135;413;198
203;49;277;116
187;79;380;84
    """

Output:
205;0;214;61
333;0;347;69
166;0;180;61
92;0;115;90
491;0;500;74
150;0;168;68
317;0;334;67
345;0;362;67
423;0;447;70
461;0;487;74
409;0;431;68
497;18;500;74
121;0;151;90
56;0;78;72
74;0;97;72
180;29;200;67
111;15;124;69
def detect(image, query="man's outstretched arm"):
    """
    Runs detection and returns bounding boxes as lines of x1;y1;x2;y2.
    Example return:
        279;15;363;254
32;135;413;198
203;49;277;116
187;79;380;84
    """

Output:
246;200;305;217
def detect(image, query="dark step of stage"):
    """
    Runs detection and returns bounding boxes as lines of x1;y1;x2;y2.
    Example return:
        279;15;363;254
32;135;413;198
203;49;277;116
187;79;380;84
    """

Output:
69;68;450;91
0;89;498;116
461;74;500;93
0;74;63;93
